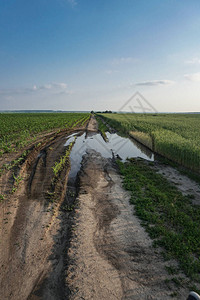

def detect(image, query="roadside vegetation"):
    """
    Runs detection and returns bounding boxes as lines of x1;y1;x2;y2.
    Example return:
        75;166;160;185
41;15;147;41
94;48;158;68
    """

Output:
95;114;109;141
100;113;200;173
45;141;75;203
51;138;76;188
0;112;90;155
118;158;200;293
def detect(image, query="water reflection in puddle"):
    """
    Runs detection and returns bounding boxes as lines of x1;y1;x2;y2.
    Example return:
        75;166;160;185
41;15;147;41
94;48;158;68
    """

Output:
65;131;154;179
64;132;78;147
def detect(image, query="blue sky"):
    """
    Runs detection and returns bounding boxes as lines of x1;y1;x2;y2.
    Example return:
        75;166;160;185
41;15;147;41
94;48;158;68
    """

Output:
0;0;200;112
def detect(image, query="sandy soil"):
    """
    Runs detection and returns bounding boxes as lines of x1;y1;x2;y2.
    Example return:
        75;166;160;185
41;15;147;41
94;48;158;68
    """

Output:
66;150;189;299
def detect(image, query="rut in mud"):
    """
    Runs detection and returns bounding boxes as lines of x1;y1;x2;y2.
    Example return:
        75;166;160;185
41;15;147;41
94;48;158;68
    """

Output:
0;123;87;300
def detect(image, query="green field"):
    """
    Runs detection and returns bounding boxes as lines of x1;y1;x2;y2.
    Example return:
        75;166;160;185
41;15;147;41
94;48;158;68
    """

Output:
99;113;200;173
0;113;90;155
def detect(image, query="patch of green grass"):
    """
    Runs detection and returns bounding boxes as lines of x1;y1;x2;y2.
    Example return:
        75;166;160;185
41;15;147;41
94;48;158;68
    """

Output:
165;265;180;275
118;158;200;287
0;194;5;202
95;115;109;141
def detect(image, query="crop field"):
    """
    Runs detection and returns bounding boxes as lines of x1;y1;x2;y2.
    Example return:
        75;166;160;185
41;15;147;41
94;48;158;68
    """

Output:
99;113;200;173
0;112;90;155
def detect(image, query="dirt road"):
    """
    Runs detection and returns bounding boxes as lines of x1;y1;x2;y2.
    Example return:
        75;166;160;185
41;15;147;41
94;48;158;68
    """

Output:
86;114;98;132
0;123;88;300
66;149;189;299
0;116;192;299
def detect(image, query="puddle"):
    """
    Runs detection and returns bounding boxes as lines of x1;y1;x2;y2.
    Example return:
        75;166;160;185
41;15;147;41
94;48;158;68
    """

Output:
65;131;154;180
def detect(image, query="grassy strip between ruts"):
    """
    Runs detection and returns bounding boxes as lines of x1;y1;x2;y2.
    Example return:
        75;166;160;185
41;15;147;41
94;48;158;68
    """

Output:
117;158;200;293
51;138;76;189
95;114;109;141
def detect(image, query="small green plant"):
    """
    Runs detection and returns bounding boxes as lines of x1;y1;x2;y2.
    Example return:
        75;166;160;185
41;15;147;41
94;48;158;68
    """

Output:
12;174;23;193
52;138;75;180
62;204;75;212
0;150;29;179
0;194;5;202
36;142;42;148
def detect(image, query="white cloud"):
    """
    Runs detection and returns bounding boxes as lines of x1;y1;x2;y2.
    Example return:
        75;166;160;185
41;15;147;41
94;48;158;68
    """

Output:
135;80;175;86
111;57;139;65
54;82;68;89
0;82;69;96
185;58;200;64
33;82;68;91
184;72;200;82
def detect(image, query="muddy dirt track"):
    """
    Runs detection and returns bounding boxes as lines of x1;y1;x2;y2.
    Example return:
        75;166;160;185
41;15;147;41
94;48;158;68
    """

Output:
0;123;87;300
0;116;194;299
67;149;190;300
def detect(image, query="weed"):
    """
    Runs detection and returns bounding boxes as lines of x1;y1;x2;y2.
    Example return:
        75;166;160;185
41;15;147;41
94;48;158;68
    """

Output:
12;174;23;193
62;204;75;212
52;138;75;180
36;142;41;148
0;194;5;202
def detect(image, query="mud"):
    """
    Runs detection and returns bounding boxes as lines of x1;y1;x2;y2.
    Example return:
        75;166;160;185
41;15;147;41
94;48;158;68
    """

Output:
67;150;189;299
0;122;88;300
86;114;98;132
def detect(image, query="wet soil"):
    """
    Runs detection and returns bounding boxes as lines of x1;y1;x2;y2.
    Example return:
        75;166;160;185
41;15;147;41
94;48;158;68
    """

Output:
0;123;88;300
66;150;189;300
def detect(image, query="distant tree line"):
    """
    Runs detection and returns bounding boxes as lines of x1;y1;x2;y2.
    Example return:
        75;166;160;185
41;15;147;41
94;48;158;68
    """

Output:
95;110;113;114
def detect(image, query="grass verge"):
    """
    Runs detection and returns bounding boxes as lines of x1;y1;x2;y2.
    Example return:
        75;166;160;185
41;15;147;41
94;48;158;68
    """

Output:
118;158;200;292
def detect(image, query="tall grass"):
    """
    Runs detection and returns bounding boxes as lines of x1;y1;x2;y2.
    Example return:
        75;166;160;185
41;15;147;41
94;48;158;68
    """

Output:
100;113;200;173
